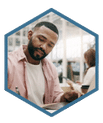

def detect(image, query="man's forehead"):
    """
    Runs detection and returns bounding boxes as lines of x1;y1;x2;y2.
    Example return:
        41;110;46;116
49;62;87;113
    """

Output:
33;26;58;39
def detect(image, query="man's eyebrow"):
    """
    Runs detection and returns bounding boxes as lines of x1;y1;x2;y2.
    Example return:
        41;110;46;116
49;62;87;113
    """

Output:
50;41;55;45
39;35;55;45
39;35;47;39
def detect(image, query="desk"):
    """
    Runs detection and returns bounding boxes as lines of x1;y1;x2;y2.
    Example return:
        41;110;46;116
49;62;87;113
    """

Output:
61;86;71;92
60;83;71;92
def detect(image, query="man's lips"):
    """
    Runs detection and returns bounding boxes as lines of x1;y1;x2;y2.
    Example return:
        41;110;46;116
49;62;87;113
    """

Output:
36;49;44;55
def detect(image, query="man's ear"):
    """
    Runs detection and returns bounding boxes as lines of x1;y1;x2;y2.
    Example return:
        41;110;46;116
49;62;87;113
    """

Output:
28;30;33;41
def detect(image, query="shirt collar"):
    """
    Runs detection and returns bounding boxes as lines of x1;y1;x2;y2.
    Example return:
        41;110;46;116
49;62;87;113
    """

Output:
41;58;47;65
17;45;28;62
17;45;48;65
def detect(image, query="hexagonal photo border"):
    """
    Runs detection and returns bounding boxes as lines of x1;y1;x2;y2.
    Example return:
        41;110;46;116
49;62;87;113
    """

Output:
4;8;99;117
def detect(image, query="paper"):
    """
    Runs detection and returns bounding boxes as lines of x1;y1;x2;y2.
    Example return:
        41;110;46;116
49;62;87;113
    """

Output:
42;102;68;110
46;110;56;113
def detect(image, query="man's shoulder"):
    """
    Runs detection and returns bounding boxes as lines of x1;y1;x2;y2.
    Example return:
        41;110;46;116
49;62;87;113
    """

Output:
43;58;56;68
8;46;24;62
8;47;22;66
8;50;18;61
42;58;58;76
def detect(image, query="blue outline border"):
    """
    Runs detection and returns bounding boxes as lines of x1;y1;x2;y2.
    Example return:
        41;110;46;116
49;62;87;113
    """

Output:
4;8;99;117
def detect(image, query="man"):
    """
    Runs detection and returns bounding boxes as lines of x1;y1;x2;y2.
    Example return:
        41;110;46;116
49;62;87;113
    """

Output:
8;21;79;106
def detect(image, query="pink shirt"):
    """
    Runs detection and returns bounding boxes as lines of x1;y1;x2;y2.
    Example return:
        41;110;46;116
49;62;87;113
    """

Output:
8;45;64;104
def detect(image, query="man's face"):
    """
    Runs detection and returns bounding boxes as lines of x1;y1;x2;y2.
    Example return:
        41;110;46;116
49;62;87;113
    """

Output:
28;26;58;60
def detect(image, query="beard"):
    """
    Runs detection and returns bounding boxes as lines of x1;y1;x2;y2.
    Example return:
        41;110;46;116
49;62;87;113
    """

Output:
28;38;47;60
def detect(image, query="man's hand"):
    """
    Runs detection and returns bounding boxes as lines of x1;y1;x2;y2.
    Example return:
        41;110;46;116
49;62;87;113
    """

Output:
60;90;81;103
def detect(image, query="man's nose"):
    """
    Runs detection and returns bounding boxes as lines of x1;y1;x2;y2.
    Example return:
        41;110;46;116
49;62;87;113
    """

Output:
40;43;47;50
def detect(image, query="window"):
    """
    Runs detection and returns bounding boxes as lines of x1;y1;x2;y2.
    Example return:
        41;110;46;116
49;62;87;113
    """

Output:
22;40;26;44
16;38;20;46
23;30;26;36
15;31;20;36
8;38;13;46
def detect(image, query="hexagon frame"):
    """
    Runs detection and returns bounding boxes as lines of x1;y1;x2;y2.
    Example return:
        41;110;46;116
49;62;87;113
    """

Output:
4;8;99;117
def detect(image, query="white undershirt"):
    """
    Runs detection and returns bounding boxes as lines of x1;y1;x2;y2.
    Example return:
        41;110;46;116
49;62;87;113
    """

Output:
26;61;45;106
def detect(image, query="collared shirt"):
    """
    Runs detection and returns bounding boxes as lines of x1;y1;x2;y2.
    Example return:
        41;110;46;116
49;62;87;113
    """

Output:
8;45;64;104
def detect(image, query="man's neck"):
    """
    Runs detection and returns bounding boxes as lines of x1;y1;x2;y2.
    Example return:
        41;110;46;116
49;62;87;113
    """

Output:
24;47;40;65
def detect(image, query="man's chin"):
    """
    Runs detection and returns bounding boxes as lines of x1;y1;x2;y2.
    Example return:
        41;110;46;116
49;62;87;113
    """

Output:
32;55;46;61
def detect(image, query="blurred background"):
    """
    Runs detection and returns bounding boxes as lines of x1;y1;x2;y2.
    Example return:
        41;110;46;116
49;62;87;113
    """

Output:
8;12;95;87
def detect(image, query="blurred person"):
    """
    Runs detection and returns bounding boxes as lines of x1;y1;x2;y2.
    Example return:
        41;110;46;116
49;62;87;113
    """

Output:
8;21;80;106
67;48;95;94
67;62;74;81
59;61;74;83
58;59;63;83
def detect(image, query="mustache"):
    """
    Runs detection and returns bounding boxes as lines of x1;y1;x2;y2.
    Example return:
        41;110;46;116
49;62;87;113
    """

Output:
35;47;47;56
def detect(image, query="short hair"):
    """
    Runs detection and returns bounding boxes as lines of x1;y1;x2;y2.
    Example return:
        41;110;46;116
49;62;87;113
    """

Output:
33;21;59;35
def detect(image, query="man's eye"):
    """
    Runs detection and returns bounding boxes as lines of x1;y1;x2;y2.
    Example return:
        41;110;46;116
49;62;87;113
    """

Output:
48;44;53;48
39;38;44;41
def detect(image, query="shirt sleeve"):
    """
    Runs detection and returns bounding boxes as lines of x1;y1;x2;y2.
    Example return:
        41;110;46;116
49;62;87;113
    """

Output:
8;54;13;89
87;75;95;92
82;67;95;85
53;76;64;103
43;59;64;104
